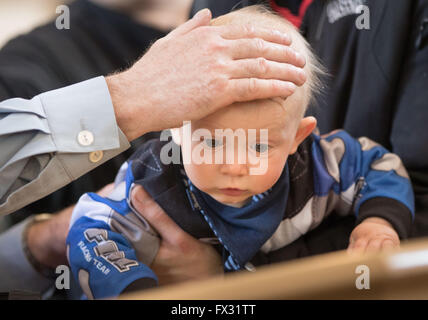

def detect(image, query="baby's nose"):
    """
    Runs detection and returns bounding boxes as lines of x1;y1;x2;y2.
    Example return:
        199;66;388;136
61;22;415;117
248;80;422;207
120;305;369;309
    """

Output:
220;162;249;176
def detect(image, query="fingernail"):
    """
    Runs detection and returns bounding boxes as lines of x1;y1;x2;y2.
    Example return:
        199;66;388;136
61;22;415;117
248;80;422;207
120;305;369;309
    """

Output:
131;187;144;205
274;30;290;44
194;8;210;19
295;52;306;67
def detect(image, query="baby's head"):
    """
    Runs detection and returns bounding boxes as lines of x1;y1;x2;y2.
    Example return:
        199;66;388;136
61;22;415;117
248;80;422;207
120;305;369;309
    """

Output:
171;5;324;207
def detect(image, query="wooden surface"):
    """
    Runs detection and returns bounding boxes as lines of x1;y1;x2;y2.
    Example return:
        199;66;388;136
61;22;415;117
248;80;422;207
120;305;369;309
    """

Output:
121;237;428;300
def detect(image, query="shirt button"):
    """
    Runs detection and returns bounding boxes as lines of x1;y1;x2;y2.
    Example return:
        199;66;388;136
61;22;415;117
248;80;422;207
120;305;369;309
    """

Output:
77;130;94;146
89;150;103;163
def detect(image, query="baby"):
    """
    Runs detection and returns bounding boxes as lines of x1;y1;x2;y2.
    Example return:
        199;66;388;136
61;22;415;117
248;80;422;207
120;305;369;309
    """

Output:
66;6;414;299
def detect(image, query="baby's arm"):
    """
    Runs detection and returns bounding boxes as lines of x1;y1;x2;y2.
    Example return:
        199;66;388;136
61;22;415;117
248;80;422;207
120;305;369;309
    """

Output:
314;130;414;252
66;162;159;299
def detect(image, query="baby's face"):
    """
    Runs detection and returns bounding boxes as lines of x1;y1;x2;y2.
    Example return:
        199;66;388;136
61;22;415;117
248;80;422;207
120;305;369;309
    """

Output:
175;94;310;208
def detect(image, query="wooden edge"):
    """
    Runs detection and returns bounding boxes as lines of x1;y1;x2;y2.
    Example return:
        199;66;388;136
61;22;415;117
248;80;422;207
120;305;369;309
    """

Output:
119;237;428;300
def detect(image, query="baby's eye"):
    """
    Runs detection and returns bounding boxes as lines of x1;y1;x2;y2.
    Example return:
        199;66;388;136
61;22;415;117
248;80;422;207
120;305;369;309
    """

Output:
250;143;269;153
204;138;223;148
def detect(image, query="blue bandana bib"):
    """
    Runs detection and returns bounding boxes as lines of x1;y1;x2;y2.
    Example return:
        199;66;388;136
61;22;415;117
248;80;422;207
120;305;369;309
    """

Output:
181;165;290;270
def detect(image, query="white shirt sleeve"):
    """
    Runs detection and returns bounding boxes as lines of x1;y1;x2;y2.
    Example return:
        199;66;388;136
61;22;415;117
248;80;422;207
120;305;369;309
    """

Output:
0;76;131;216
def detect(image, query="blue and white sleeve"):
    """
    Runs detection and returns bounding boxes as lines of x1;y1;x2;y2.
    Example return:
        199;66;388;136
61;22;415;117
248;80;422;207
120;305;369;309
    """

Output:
66;161;158;299
312;130;414;239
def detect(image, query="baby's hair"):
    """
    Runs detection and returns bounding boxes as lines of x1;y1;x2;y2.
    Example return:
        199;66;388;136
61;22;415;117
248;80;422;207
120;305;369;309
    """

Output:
211;5;326;118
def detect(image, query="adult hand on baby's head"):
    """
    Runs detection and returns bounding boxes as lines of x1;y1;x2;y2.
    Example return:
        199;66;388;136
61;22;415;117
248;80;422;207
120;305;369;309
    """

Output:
131;185;223;286
347;217;400;255
107;8;307;141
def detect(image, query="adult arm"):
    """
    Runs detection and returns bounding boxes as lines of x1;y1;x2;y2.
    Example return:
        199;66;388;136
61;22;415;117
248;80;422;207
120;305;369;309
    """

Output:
0;215;59;295
0;184;113;295
0;77;130;216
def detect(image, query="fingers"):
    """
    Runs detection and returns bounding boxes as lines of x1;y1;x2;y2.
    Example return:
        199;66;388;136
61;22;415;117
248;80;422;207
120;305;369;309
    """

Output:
230;58;307;86
381;239;398;251
347;238;368;254
365;238;399;252
228;38;306;68
366;238;383;252
348;238;400;254
166;8;212;39
218;24;292;46
131;185;193;244
228;78;297;102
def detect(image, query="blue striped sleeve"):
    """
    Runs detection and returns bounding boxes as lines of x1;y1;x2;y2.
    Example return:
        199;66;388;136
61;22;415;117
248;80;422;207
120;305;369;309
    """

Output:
311;130;414;238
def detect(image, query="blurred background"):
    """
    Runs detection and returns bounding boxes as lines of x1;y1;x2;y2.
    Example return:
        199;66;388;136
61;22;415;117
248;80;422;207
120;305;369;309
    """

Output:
0;0;69;48
0;0;69;231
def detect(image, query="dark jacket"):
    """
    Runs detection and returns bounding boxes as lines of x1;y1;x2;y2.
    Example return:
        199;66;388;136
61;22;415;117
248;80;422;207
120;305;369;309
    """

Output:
302;0;428;238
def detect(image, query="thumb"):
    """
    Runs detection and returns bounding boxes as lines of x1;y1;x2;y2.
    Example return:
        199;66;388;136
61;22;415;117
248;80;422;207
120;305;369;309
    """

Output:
166;8;212;39
131;185;194;244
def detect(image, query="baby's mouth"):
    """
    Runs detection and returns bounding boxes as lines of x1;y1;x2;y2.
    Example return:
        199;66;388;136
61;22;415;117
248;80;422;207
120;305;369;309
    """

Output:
219;188;247;196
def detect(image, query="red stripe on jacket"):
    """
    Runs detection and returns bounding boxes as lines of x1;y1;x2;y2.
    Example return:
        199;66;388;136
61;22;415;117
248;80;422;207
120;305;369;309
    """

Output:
269;0;314;28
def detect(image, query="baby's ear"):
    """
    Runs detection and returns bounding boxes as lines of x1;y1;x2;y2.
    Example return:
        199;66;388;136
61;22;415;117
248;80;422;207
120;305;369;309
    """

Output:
170;127;182;145
290;116;317;154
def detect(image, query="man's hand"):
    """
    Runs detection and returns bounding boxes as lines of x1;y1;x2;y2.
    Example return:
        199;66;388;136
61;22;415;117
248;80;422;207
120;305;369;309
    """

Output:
26;183;115;269
347;217;400;254
107;8;307;141
131;185;223;286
